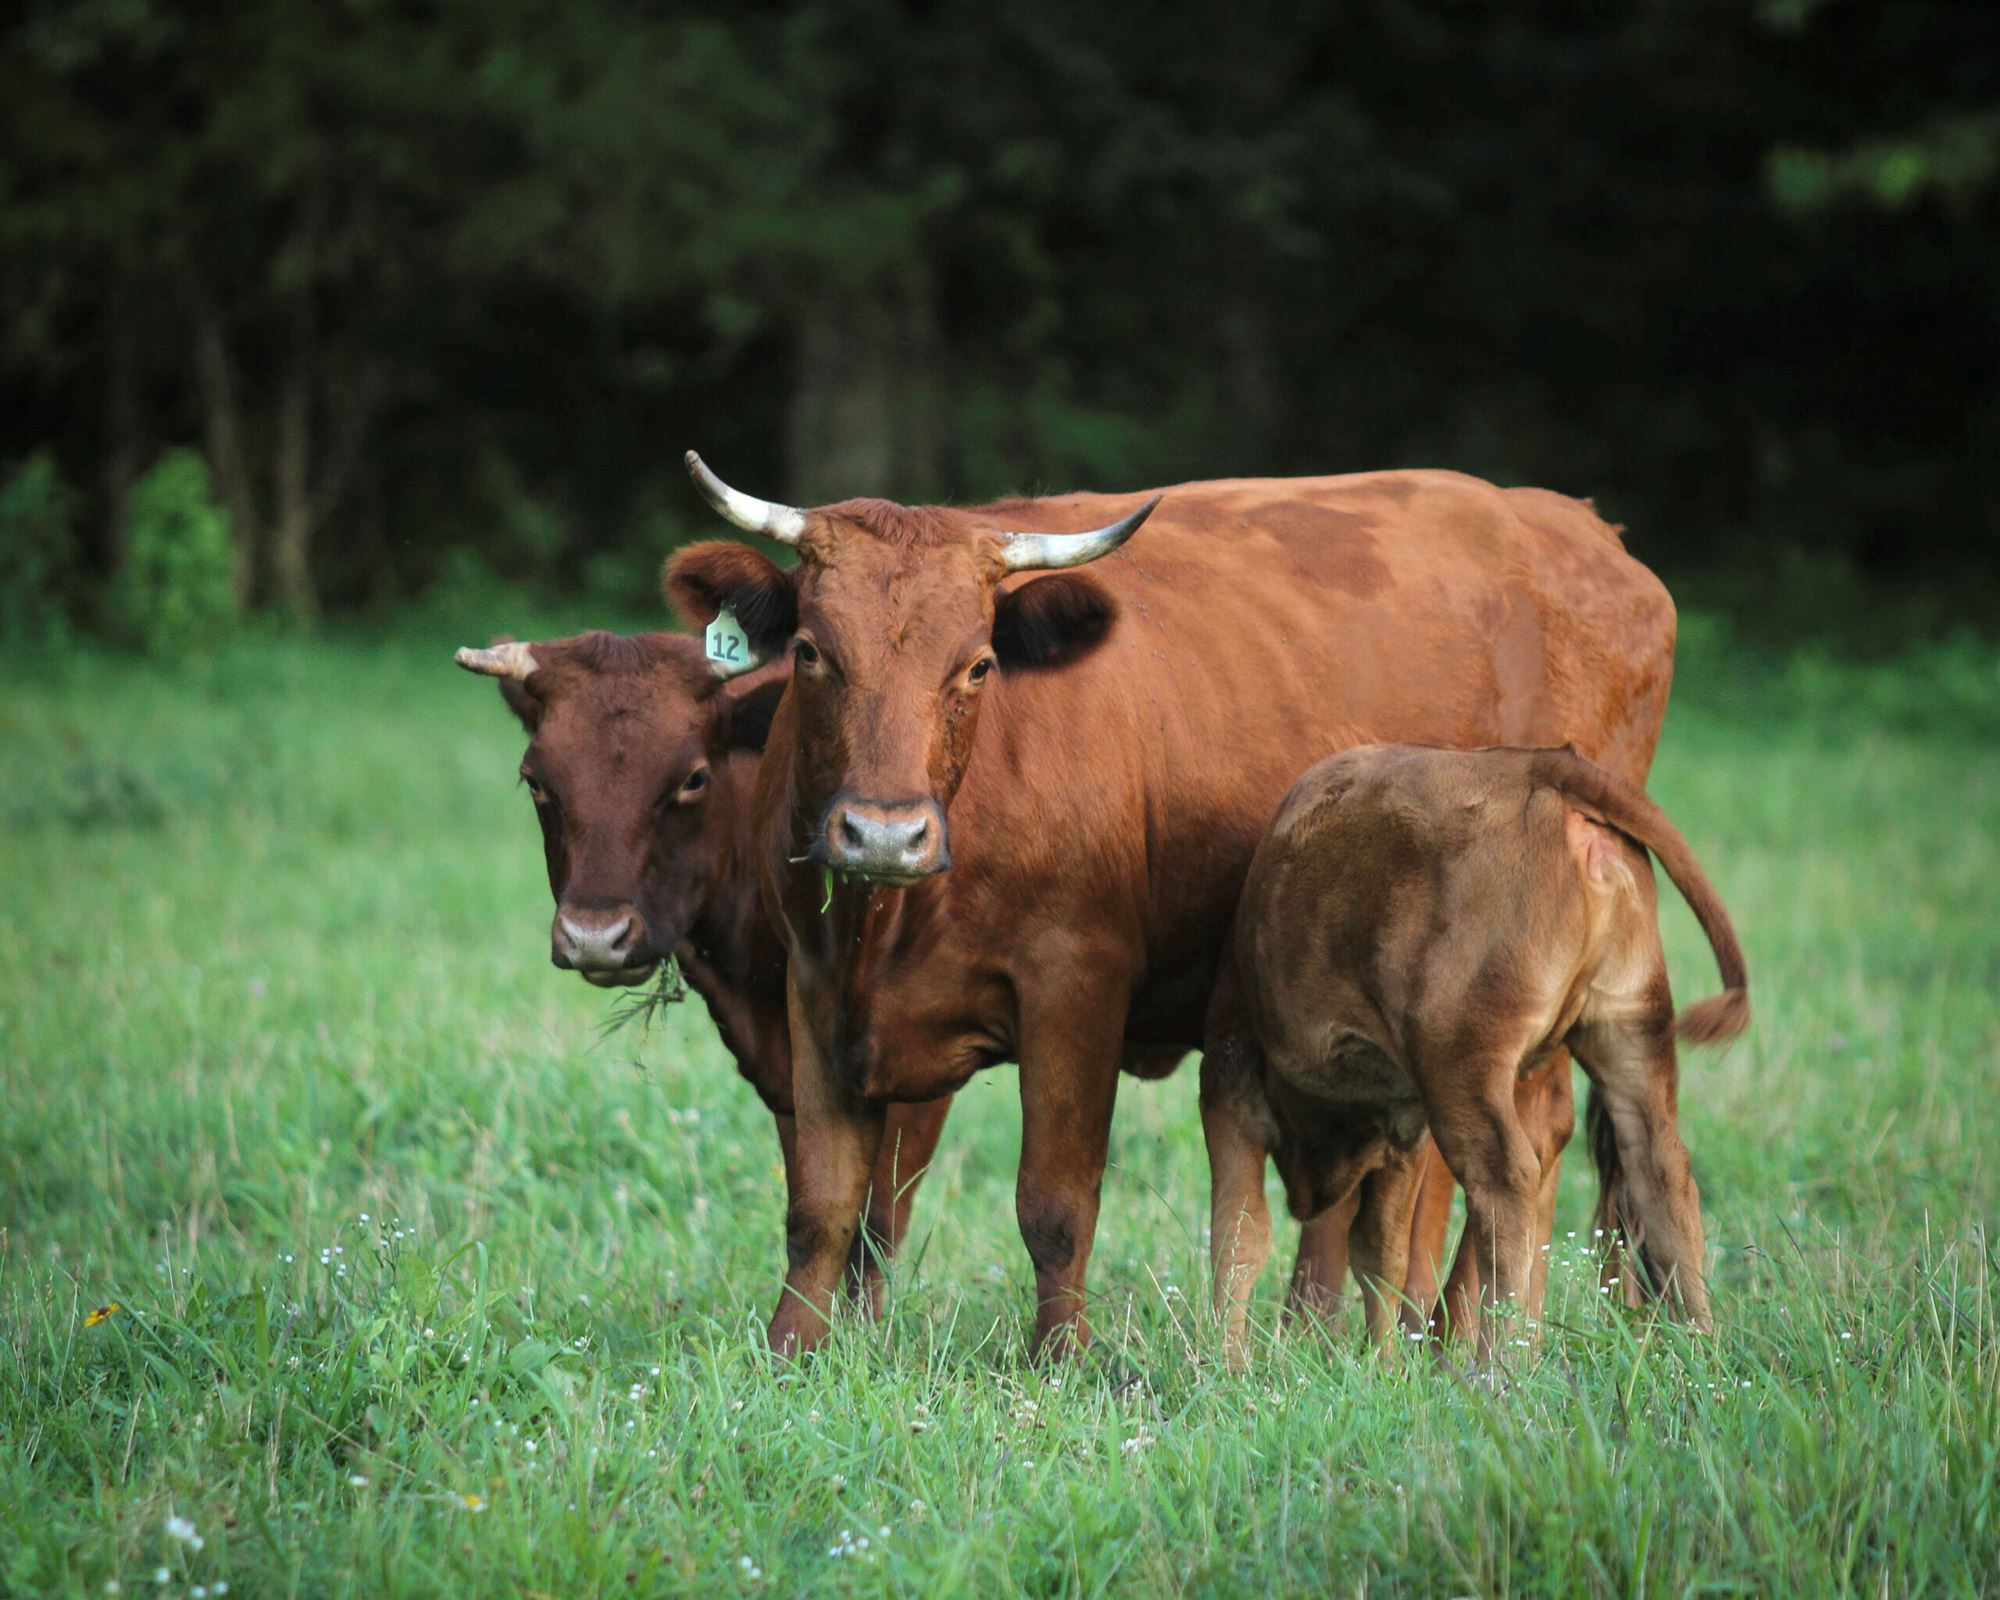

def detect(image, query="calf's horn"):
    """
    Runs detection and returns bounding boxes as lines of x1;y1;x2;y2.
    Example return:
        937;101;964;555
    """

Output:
685;452;807;545
997;495;1163;572
454;641;539;680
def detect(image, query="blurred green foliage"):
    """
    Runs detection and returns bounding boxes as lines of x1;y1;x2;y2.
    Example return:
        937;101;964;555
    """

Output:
113;447;239;658
0;1;1994;628
0;451;78;644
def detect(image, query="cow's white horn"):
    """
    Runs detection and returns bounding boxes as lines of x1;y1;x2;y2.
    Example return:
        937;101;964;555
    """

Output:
685;451;807;545
454;641;539;680
997;495;1163;573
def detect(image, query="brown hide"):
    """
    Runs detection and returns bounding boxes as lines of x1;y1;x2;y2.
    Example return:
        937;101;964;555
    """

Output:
671;469;1675;1355
1205;745;1743;1362
463;630;949;1304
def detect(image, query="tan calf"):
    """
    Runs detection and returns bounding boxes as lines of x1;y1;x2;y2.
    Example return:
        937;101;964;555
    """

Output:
1202;745;1748;1364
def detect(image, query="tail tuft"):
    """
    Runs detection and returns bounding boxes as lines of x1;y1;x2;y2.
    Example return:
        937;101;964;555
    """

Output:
1676;989;1749;1046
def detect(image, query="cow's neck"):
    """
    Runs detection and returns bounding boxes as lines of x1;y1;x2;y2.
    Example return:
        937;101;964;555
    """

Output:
676;767;791;1108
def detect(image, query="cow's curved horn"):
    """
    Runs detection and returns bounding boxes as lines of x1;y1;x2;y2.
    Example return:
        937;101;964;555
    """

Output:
997;495;1163;573
454;641;539;680
685;451;807;545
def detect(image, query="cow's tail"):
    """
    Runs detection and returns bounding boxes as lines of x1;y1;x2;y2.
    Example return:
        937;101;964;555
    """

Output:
1529;748;1750;1044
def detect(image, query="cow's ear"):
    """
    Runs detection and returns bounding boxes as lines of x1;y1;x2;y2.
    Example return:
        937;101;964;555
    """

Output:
664;541;797;665
717;671;788;754
992;572;1118;672
497;677;539;731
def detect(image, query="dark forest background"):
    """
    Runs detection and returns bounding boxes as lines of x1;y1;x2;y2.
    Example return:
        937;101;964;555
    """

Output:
3;0;1995;641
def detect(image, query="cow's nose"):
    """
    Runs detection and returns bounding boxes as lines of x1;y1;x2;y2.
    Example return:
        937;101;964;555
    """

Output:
824;796;950;880
552;907;642;970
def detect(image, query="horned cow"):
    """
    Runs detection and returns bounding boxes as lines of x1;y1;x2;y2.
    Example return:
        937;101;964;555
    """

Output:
670;459;1680;1357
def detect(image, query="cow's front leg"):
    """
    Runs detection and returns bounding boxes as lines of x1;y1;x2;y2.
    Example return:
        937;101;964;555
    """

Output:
768;975;885;1358
1015;996;1127;1360
845;1096;955;1318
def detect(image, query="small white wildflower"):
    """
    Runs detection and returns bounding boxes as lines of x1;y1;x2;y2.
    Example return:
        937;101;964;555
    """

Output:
349;1473;369;1486
524;1440;537;1453
165;1515;199;1545
104;1583;121;1595
649;1365;661;1377
360;1212;370;1222
153;1571;170;1586
193;1586;208;1598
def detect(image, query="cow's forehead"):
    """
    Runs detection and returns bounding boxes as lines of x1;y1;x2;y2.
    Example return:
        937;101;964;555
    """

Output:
535;665;708;758
798;527;996;643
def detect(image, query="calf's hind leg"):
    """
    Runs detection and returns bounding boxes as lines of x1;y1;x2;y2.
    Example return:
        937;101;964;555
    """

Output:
1423;1062;1543;1363
1567;1004;1712;1331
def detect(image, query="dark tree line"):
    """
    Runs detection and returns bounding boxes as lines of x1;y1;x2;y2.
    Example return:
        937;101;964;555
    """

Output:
3;0;1995;626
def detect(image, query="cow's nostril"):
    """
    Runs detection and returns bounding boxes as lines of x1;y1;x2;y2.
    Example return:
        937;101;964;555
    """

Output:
840;813;868;849
904;816;929;849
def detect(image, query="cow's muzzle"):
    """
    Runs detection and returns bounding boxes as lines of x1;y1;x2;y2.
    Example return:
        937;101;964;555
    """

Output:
822;794;951;883
552;905;658;986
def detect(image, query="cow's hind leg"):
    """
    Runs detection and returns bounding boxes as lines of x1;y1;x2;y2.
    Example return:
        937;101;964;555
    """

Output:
1400;1141;1454;1337
1568;1002;1711;1332
1284;1188;1357;1339
1350;1150;1425;1352
1423;1059;1542;1364
1200;1044;1276;1366
845;1096;954;1318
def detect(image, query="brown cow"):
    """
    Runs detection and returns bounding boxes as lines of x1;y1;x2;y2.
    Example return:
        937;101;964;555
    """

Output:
1203;744;1747;1363
666;461;1677;1357
453;631;951;1306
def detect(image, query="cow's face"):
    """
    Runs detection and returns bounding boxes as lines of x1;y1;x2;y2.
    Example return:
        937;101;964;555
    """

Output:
455;633;784;984
667;462;1157;884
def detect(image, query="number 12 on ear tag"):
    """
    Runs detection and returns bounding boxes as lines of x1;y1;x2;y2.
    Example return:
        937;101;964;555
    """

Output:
705;605;753;674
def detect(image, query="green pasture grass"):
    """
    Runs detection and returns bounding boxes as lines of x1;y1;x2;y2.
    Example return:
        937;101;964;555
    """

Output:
2;616;1996;1597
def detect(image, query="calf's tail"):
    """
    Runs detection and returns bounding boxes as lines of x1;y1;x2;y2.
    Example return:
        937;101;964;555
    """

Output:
1529;748;1750;1044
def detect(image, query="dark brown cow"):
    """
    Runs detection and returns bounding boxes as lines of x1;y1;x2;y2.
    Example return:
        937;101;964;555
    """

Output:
667;462;1676;1357
454;631;951;1304
1203;745;1747;1363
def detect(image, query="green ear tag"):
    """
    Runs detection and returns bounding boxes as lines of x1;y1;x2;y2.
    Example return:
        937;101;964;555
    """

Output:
705;606;752;673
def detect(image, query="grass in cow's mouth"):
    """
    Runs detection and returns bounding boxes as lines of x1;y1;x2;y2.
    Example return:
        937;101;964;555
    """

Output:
598;956;687;1040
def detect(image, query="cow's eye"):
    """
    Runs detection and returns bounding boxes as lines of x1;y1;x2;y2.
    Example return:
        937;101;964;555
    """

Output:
677;765;711;803
793;637;821;668
967;657;994;685
522;769;551;804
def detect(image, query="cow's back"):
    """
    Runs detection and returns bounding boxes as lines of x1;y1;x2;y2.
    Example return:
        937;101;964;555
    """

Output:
956;470;1675;1043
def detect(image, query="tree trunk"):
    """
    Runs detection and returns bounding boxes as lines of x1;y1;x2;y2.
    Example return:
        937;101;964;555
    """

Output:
102;296;144;574
270;359;320;627
191;298;262;608
786;264;944;503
